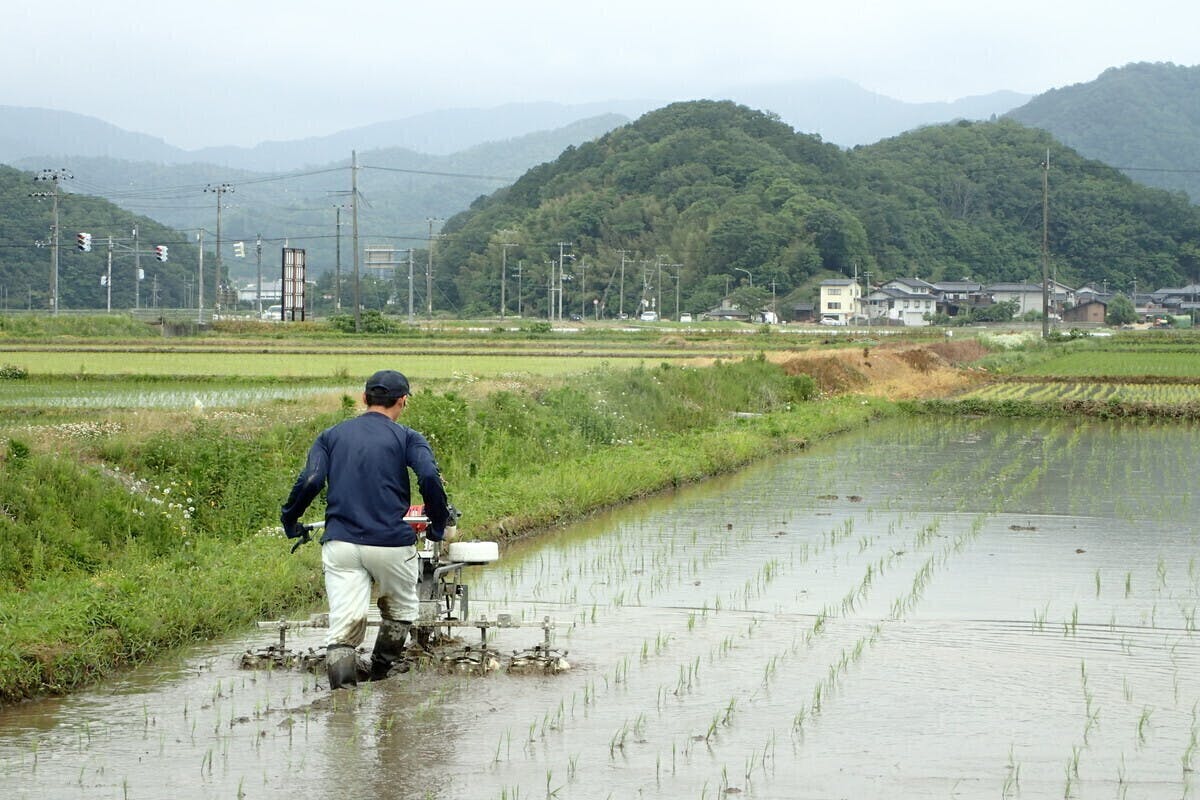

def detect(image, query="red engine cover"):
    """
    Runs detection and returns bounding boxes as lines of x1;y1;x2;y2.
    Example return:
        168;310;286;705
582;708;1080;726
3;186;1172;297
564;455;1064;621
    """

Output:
405;504;428;532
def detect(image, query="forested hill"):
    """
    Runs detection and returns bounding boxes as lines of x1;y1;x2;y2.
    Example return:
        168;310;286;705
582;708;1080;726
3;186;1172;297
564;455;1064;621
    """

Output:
0;165;201;311
436;101;1200;317
1006;62;1200;202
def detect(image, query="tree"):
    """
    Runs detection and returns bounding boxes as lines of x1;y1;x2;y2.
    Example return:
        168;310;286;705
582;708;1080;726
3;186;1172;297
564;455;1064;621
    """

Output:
1105;293;1136;325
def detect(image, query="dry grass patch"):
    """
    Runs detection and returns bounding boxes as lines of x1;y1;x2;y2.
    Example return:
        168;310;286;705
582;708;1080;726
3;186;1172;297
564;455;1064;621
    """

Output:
776;341;987;400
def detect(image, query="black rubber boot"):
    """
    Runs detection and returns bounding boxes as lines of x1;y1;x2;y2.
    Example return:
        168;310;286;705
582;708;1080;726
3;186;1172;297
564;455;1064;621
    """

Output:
369;620;412;680
326;644;359;690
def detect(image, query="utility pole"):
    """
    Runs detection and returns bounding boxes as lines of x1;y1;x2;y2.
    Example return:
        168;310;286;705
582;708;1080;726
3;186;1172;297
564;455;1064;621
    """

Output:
351;151;361;333
197;230;205;325
515;260;523;318
674;270;681;320
133;227;141;309
426;218;441;319
580;257;587;319
556;242;571;321
31;168;71;314
206;183;233;316
500;240;516;318
546;260;554;320
255;235;263;315
864;269;872;326
1041;150;1050;339
656;255;664;316
105;236;113;312
618;250;627;318
334;205;344;311
407;248;415;324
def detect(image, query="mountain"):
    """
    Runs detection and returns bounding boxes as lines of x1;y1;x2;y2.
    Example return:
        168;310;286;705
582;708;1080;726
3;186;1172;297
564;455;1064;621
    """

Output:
11;115;629;284
1006;62;1200;202
0;103;643;172
0;106;181;164
723;78;1028;145
436;101;1200;317
2;82;1026;174
187;102;653;170
0;164;202;311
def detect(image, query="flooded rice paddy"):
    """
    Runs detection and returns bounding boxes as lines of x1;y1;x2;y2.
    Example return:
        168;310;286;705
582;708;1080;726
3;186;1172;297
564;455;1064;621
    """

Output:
0;382;349;409
2;417;1199;799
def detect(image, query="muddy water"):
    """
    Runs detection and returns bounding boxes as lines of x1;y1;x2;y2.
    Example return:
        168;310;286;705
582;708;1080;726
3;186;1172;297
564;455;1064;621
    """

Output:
3;417;1199;799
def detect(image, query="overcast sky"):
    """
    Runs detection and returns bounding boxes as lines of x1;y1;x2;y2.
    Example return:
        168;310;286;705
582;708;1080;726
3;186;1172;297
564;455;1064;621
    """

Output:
6;0;1199;149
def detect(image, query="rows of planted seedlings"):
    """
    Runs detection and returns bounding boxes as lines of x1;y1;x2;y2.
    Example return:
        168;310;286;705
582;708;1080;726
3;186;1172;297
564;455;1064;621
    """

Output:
3;417;1198;799
963;381;1200;405
438;418;1198;798
424;418;1069;797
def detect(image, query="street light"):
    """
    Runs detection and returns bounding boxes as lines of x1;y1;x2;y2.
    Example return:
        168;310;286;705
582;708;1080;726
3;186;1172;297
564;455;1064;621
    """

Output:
734;268;753;287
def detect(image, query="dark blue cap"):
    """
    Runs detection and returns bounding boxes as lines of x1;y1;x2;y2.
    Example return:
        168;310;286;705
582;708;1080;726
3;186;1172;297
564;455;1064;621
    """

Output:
365;370;410;398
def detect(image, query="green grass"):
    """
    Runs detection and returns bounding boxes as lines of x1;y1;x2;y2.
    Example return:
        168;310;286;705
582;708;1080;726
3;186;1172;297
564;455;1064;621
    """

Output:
0;356;891;702
1018;351;1200;378
0;351;689;378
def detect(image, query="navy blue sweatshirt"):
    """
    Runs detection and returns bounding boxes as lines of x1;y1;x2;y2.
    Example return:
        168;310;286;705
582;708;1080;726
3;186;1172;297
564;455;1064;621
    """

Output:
281;411;451;546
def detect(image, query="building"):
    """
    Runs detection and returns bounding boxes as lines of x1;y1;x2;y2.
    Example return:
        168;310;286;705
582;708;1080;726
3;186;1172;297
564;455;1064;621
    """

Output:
238;280;283;304
864;285;936;326
984;281;1075;316
818;279;861;324
789;302;816;323
1063;300;1106;324
930;280;982;303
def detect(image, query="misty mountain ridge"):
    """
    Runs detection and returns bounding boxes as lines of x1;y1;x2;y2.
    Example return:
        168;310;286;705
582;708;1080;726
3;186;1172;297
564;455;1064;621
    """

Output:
1;80;1028;173
8;114;630;283
718;78;1028;146
1005;61;1200;202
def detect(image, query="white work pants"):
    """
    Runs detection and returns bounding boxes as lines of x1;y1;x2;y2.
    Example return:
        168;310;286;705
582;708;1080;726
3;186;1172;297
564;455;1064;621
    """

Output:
322;539;419;648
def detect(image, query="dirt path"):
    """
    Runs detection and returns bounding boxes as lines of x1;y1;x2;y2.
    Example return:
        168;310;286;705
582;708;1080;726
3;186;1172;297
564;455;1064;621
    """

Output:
772;338;990;399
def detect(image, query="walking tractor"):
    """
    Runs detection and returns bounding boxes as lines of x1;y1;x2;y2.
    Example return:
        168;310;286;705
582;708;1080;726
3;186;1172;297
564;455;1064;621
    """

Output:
241;506;569;676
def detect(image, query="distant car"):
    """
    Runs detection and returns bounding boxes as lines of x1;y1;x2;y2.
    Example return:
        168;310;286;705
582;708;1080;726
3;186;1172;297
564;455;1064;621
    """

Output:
639;311;659;322
569;314;583;322
261;304;282;321
679;313;693;323
820;315;846;326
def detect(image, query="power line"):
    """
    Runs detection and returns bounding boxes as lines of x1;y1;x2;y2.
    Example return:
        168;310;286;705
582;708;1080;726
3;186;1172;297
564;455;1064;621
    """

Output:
361;164;515;182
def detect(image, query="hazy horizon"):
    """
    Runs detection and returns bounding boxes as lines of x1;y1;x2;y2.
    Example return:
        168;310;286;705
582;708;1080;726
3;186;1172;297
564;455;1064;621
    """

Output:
7;0;1199;149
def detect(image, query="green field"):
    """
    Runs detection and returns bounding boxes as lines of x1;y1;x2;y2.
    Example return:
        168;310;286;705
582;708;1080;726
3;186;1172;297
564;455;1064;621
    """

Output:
0;350;663;379
1018;349;1200;378
962;381;1200;404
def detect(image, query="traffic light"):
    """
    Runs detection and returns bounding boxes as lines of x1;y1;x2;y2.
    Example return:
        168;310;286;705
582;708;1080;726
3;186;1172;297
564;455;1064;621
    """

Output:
154;245;168;262
76;232;92;252
233;241;246;258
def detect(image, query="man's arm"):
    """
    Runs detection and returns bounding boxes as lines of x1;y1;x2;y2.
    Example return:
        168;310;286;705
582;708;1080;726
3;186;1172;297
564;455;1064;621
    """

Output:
407;432;451;539
280;438;329;533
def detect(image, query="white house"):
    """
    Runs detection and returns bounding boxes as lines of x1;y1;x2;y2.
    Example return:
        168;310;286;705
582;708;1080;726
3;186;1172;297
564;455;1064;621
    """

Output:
238;280;284;304
985;281;1075;316
818;279;861;324
864;286;936;326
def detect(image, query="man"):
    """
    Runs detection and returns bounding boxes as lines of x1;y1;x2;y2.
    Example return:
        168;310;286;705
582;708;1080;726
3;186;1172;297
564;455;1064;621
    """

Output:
281;369;455;689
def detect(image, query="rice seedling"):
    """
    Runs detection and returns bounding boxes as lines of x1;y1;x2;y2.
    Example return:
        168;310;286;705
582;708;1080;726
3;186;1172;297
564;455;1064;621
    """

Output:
1138;707;1154;745
1002;744;1021;798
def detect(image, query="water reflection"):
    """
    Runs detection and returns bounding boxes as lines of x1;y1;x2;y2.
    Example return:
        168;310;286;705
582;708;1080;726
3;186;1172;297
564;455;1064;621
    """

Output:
3;417;1199;799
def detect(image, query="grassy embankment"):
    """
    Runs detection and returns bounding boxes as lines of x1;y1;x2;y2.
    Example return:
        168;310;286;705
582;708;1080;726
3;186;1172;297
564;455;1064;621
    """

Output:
0;338;895;702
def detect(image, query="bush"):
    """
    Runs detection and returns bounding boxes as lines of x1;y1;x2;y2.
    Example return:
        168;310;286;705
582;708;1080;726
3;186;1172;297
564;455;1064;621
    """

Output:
327;310;401;333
